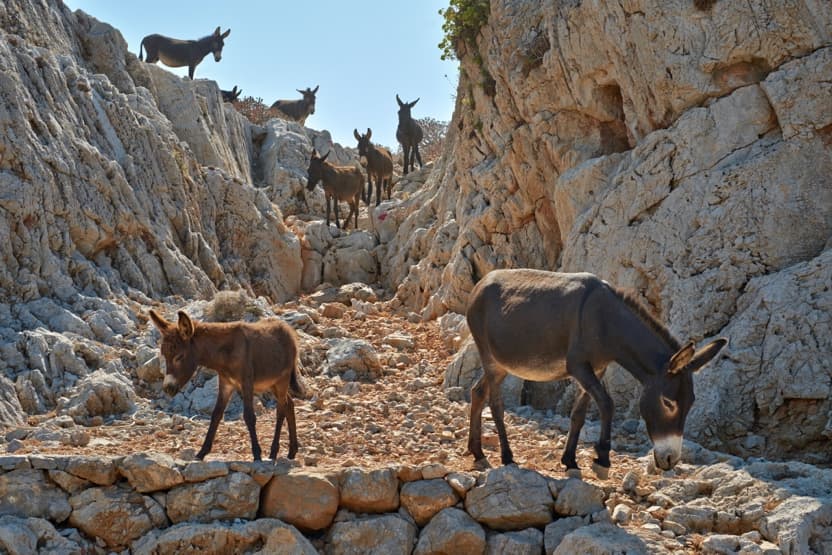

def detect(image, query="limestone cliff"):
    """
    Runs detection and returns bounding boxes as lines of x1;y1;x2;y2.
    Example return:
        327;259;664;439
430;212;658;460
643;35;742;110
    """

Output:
389;0;832;463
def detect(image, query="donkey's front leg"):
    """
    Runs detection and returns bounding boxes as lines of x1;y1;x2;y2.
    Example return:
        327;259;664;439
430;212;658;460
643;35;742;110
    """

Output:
197;380;233;460
241;380;262;461
569;360;613;479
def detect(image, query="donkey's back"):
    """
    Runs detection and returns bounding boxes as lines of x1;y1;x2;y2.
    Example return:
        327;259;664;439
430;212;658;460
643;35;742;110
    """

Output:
466;269;613;382
233;319;302;393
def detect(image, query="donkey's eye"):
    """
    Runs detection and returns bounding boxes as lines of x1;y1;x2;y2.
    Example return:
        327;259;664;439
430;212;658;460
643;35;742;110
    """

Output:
661;396;678;413
174;354;184;363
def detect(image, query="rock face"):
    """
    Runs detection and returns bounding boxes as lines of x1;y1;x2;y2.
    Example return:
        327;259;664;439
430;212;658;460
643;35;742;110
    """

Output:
390;0;832;464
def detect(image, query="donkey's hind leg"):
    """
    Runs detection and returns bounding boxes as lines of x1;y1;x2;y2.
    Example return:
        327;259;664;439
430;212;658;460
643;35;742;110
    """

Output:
562;388;591;476
486;369;512;465
467;374;489;468
269;388;298;460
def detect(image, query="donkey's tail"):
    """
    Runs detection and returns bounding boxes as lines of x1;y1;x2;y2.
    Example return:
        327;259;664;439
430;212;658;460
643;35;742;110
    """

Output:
138;39;144;61
290;360;310;400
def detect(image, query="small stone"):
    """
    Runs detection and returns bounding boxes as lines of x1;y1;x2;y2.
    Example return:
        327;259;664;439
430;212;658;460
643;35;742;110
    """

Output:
612;504;632;524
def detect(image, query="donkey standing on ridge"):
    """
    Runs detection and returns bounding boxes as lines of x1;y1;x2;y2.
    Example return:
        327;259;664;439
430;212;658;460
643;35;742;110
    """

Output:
396;95;423;174
306;149;364;230
139;27;230;80
354;128;394;206
271;86;319;125
149;309;306;462
466;269;727;478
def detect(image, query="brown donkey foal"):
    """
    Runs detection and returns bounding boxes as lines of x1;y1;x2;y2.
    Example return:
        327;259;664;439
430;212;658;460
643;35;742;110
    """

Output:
466;269;727;478
149;309;306;461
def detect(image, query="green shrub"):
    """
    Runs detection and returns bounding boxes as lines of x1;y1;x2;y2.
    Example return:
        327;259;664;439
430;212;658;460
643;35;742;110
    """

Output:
438;0;490;61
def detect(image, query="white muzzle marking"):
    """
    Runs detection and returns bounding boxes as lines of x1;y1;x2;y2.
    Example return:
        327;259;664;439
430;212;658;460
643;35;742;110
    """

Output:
652;434;682;470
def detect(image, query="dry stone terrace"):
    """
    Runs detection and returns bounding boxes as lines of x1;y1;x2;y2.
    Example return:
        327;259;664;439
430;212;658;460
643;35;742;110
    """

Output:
1;446;828;554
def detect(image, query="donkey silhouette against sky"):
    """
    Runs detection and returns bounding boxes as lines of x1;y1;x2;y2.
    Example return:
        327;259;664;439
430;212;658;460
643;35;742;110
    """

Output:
396;94;423;174
271;86;319;126
139;26;230;80
466;269;727;478
149;309;306;461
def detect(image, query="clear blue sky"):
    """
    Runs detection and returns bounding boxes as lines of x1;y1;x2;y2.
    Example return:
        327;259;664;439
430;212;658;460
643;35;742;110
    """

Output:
64;0;459;150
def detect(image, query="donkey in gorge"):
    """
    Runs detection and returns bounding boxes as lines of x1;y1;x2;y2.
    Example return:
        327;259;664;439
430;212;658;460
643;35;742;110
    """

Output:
396;94;423;174
139;27;231;80
354;128;394;206
306;149;364;230
465;269;727;478
149;309;306;461
271;86;319;125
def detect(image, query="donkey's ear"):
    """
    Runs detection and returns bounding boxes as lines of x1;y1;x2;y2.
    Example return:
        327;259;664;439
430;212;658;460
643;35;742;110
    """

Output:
221;28;230;38
667;341;695;374
354;129;361;141
312;85;319;94
149;309;172;332
177;311;195;340
214;26;221;36
366;128;372;139
320;151;329;162
396;94;404;107
410;97;420;107
688;338;728;373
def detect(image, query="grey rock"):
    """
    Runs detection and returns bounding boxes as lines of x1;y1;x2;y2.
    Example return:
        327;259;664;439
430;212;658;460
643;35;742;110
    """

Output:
465;465;554;531
327;513;417;555
414;507;485;555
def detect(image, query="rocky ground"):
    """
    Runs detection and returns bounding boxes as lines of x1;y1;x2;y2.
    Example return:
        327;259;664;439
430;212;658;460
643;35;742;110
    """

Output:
6;288;830;554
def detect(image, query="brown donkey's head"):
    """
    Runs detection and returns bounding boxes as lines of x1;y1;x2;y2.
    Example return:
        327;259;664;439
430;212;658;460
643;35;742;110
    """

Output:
149;310;200;397
639;338;728;470
298;86;319;115
306;149;329;191
353;128;373;159
209;26;231;62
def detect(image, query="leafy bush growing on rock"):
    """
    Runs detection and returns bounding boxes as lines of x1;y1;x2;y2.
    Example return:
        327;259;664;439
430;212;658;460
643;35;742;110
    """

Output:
438;0;490;61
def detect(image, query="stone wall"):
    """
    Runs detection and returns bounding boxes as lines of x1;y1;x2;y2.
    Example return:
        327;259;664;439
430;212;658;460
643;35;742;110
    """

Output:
0;452;829;554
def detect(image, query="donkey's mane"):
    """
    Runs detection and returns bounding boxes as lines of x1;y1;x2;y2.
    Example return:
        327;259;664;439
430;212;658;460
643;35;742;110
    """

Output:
612;287;681;351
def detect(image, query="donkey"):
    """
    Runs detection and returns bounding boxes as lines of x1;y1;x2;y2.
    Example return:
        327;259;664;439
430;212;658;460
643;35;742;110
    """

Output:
395;94;423;174
221;85;242;102
139;27;231;80
270;86;319;125
306;149;364;230
465;269;727;478
149;309;306;462
354;128;394;206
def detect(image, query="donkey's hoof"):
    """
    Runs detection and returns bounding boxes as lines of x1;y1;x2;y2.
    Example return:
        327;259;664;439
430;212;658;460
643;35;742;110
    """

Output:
473;458;492;471
591;462;610;480
565;468;583;479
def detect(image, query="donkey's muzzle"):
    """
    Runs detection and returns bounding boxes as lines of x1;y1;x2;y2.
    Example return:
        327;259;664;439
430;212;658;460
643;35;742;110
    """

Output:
163;376;180;397
213;53;222;62
652;435;682;470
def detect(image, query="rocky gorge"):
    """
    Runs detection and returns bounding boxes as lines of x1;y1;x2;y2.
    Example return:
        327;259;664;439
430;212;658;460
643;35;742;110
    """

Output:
0;0;830;553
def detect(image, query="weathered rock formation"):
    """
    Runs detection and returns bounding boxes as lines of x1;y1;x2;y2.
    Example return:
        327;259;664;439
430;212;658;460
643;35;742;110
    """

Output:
389;0;832;464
